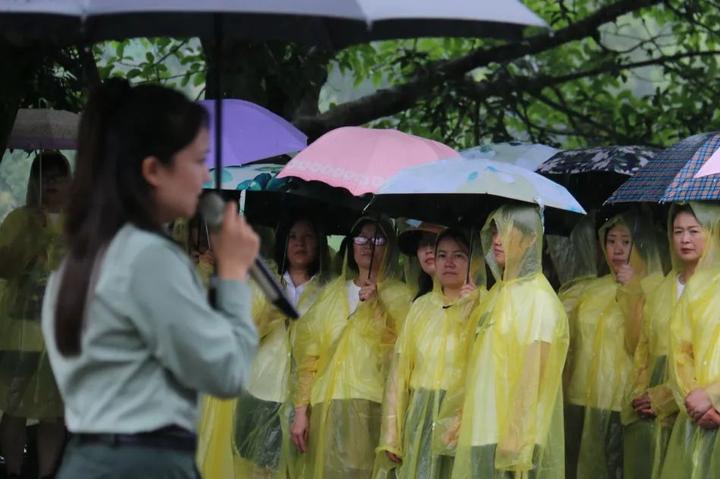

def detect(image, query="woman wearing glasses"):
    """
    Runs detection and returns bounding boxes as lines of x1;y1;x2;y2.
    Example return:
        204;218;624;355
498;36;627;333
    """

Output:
291;217;412;479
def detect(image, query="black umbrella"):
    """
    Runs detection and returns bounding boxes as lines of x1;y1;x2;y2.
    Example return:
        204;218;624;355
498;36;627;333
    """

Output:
537;145;659;209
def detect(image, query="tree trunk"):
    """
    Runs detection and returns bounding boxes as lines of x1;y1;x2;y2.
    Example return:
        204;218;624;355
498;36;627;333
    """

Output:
202;39;331;140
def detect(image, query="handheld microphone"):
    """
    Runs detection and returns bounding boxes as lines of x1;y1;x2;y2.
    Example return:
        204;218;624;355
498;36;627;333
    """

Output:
198;192;299;320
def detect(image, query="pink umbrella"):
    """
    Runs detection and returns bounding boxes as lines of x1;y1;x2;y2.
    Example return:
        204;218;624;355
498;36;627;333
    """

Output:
277;127;457;196
694;145;720;178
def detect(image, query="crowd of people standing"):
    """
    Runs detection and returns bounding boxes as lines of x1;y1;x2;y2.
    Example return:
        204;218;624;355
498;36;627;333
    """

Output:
1;81;719;479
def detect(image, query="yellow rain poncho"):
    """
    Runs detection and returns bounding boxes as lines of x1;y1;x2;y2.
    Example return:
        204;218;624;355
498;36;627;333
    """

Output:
547;213;603;318
375;230;486;479
564;211;664;479
293;217;412;479
0;207;65;419
622;203;720;479
660;202;720;479
197;220;332;479
547;214;603;477
446;204;569;479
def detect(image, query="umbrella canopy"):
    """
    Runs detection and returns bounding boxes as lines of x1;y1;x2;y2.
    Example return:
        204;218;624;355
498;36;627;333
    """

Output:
244;181;366;234
537;145;659;209
7;109;79;150
277;126;457;196
694;145;720;178
370;157;585;226
0;0;547;47
203;163;287;191
537;145;657;176
606;132;720;204
200;100;306;171
461;141;558;171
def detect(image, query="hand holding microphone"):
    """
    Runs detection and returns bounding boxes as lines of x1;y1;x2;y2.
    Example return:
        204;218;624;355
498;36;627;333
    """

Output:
213;201;259;281
199;192;300;319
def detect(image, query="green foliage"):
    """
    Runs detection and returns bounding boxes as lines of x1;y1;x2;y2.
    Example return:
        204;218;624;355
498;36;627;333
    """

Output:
11;0;720;153
94;38;206;98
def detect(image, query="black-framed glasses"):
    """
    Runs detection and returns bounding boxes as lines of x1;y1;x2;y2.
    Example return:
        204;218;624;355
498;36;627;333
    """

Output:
353;236;387;246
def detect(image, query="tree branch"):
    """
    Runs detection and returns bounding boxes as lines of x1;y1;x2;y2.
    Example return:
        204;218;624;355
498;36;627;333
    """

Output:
294;0;664;138
461;49;720;103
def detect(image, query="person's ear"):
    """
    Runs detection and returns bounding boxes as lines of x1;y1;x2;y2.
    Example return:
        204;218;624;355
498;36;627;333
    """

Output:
141;156;164;187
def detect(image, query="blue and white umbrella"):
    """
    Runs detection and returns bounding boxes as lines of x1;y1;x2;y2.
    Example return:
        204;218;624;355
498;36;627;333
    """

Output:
461;141;559;171
369;157;585;226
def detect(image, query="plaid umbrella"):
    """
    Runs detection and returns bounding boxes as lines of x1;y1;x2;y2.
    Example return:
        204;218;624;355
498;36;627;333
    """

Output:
606;132;720;203
537;145;657;176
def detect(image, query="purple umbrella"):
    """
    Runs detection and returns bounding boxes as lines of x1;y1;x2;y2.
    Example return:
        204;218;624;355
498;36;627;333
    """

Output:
199;99;307;170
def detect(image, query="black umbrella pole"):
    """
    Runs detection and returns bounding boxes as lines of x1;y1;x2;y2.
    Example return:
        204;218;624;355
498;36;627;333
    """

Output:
213;13;223;192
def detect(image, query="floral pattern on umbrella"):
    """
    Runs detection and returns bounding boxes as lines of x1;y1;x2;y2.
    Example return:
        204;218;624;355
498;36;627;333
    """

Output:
537;145;658;176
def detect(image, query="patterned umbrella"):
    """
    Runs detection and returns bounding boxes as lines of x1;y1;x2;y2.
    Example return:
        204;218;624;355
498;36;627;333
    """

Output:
277;127;457;196
606;132;720;203
369;157;585;228
537;145;657;176
204;163;287;191
537;145;659;209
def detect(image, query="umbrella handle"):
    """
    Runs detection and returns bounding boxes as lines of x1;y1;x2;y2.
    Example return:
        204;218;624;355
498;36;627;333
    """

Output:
466;228;473;284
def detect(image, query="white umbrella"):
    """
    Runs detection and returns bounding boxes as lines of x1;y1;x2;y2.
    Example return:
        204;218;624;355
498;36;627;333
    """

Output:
461;142;559;171
370;157;585;229
0;0;548;47
7;109;80;150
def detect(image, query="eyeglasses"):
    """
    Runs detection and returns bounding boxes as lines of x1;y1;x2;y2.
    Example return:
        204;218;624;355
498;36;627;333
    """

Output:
352;236;387;246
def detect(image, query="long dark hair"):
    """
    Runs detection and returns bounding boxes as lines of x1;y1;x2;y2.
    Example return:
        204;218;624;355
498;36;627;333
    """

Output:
55;79;208;356
274;215;329;279
345;217;395;276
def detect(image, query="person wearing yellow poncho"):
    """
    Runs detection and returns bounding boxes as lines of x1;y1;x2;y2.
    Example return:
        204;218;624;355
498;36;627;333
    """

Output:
291;216;412;479
397;220;445;300
660;201;720;479
0;152;71;478
374;227;485;479
546;214;603;478
622;203;720;479
444;204;569;479
564;211;664;479
195;215;332;479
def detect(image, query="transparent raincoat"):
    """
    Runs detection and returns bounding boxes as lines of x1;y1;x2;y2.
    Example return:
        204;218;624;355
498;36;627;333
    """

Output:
660;203;720;479
442;204;569;479
0;153;68;421
621;203;720;479
197;222;332;479
374;231;486;479
564;212;664;479
397;220;445;300
292;217;412;479
547;213;602;318
550;214;603;478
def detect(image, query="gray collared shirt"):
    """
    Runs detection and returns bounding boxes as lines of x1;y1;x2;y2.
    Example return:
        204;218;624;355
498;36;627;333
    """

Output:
41;223;258;434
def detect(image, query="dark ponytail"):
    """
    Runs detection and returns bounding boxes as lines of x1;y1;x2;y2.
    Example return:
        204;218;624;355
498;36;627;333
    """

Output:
55;80;208;356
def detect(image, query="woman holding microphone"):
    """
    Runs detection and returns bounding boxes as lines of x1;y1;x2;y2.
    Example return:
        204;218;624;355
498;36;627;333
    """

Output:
41;79;260;478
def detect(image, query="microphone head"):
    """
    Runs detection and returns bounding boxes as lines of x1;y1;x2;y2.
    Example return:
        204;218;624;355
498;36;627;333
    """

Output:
198;192;225;230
